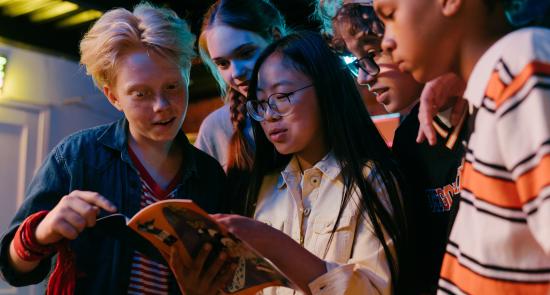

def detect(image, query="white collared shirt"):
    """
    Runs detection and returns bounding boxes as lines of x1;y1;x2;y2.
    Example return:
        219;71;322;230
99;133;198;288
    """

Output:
255;152;394;295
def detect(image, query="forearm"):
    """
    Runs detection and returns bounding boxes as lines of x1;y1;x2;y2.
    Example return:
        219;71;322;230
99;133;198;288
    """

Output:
260;234;326;294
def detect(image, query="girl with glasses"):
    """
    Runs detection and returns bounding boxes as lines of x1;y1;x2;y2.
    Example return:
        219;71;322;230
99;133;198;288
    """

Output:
214;31;411;295
196;0;287;213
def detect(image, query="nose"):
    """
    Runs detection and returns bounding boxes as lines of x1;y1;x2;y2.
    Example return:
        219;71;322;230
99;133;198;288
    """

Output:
381;29;396;57
263;104;280;122
153;95;170;112
231;60;249;81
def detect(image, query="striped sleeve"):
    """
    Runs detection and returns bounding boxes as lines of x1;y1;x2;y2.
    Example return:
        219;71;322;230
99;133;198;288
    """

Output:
493;61;550;254
438;29;550;295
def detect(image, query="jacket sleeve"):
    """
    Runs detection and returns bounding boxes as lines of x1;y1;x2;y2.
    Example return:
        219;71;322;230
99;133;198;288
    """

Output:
0;145;70;286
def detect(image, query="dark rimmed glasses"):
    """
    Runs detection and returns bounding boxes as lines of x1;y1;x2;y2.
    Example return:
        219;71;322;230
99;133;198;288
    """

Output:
342;50;381;78
246;84;313;122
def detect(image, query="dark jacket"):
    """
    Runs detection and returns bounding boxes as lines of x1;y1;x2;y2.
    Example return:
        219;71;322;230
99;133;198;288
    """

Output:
392;103;466;294
0;118;228;294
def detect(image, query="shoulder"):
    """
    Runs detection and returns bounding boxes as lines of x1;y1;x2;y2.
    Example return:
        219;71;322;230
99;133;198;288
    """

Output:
195;104;233;148
198;104;232;131
187;143;226;178
498;28;550;74
393;104;420;153
394;105;420;139
53;122;116;159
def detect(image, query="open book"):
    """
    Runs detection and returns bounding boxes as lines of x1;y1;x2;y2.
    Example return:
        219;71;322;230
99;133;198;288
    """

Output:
96;199;291;294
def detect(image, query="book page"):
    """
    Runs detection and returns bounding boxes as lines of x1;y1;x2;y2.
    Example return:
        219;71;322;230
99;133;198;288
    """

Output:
127;199;292;294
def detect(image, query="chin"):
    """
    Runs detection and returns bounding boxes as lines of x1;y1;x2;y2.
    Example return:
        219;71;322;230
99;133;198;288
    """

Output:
153;130;180;142
273;144;295;156
383;104;398;114
411;66;447;84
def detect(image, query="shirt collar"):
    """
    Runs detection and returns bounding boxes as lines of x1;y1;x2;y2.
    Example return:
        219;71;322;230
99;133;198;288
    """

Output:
464;31;512;108
276;151;341;189
432;106;468;150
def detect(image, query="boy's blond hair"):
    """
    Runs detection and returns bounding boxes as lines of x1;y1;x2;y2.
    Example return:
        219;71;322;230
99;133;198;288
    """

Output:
80;2;196;88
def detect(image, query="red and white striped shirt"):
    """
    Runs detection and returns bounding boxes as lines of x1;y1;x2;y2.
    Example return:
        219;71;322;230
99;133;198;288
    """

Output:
127;147;181;295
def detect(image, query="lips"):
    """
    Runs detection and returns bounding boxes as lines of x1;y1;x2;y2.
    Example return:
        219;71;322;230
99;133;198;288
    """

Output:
370;87;390;105
268;127;287;142
153;117;175;126
236;81;249;94
396;61;408;73
370;86;388;96
237;81;249;87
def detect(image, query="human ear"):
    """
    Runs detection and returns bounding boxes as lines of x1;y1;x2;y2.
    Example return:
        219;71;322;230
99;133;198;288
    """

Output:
439;0;463;17
103;85;123;111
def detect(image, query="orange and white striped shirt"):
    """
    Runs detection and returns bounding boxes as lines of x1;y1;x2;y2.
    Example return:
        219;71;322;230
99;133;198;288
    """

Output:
438;28;550;294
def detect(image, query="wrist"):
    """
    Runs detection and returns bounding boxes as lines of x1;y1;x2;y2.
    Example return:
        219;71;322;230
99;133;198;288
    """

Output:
13;211;56;261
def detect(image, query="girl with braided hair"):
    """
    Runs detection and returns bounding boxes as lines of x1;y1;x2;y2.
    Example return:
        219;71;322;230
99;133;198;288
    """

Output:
196;0;287;212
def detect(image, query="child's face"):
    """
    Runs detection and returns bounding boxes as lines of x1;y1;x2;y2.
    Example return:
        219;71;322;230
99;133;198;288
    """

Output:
206;25;269;97
374;0;456;82
104;49;188;145
340;25;423;113
256;53;326;161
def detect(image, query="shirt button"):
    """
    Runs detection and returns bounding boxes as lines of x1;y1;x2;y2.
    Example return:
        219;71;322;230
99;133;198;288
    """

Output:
310;176;320;186
303;208;311;217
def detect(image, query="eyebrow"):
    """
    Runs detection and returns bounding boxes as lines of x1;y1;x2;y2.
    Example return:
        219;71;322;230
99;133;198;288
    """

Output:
257;80;294;92
211;42;257;62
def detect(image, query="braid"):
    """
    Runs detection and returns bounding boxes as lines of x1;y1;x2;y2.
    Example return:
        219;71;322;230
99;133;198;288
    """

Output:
225;89;254;214
226;90;254;171
229;91;248;132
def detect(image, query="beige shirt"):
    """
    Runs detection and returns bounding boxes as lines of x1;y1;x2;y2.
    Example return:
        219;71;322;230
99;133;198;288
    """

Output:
255;153;394;295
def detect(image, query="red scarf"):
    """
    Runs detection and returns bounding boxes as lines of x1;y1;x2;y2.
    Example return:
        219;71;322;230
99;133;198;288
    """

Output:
13;211;76;295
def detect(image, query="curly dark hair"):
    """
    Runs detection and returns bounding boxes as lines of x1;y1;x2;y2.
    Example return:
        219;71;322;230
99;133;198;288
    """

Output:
330;3;385;54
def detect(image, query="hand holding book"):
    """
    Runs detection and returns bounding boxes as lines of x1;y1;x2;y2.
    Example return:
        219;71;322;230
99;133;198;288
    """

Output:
169;242;236;295
97;199;291;294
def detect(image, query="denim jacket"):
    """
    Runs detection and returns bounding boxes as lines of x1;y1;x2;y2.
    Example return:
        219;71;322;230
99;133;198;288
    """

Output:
0;118;228;294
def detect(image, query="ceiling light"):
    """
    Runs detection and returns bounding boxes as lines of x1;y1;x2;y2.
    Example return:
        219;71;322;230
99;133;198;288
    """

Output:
4;0;59;17
30;1;78;22
0;0;23;6
57;9;102;27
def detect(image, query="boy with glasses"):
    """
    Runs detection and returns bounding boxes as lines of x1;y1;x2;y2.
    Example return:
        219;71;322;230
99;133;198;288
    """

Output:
325;2;468;293
373;0;550;293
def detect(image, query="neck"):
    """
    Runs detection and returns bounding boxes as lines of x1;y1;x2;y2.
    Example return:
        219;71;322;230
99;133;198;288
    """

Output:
295;145;328;171
128;136;184;189
130;138;173;160
458;7;512;81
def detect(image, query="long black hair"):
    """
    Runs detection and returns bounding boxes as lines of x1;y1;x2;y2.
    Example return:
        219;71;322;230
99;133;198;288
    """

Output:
245;31;411;293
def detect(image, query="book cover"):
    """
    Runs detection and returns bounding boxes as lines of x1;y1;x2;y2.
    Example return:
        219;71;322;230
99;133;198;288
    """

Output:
97;199;291;294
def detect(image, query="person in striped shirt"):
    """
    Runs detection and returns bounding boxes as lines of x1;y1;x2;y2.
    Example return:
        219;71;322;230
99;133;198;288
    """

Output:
372;0;550;293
